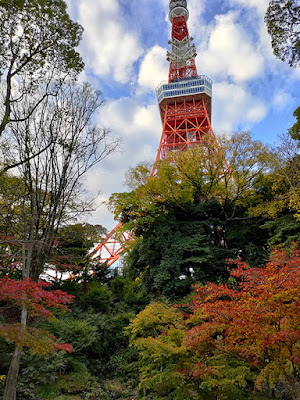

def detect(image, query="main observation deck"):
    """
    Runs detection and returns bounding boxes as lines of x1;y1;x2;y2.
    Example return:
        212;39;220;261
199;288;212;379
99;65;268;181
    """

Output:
156;75;212;104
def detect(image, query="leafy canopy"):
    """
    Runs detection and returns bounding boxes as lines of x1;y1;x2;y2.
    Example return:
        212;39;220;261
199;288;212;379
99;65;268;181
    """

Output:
127;245;300;399
265;0;300;67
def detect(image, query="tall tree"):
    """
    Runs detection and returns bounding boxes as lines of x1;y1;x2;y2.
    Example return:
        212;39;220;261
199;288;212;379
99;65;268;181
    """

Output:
0;81;117;400
110;133;272;298
265;0;300;67
0;0;84;139
1;81;118;280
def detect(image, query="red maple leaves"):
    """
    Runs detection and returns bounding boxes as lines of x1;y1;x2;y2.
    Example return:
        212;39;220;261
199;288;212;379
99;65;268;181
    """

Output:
0;277;75;355
185;245;300;392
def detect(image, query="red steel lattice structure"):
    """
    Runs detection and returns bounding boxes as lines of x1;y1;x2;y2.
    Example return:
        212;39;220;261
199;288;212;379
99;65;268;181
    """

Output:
91;0;222;267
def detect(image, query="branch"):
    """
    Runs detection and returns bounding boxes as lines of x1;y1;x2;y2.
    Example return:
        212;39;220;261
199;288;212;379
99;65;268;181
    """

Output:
0;140;54;176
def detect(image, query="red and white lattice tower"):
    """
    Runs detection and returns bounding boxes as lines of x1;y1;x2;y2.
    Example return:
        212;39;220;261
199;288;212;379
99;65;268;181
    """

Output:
91;0;221;267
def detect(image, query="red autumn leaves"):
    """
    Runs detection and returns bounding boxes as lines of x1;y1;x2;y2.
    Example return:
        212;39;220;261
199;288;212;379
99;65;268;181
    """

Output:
0;277;74;355
183;245;300;392
129;245;300;398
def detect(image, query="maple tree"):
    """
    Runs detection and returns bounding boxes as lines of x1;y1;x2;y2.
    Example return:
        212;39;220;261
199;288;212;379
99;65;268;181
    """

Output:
0;277;74;399
185;245;300;400
128;246;300;400
127;302;258;399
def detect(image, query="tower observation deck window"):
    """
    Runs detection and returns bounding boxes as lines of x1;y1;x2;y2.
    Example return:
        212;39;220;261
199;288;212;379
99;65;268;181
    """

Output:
156;75;212;104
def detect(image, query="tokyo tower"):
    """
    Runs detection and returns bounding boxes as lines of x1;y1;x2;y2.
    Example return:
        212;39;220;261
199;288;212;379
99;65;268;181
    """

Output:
91;0;221;266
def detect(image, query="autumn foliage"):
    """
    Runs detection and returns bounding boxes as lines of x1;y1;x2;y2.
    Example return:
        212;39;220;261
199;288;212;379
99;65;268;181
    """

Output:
0;277;74;355
128;246;300;399
187;245;300;394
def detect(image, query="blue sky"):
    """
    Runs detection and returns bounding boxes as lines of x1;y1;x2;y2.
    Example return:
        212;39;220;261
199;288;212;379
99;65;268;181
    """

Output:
65;0;300;230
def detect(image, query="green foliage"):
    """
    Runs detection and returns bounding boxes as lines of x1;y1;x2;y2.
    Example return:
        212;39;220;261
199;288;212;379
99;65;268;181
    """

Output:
36;371;106;399
265;0;300;67
80;283;112;312
127;303;259;400
47;318;97;352
56;223;107;264
110;133;275;299
82;311;135;374
129;304;194;399
0;338;14;373
56;371;96;394
19;351;67;387
124;162;153;190
289;106;300;141
0;0;84;77
127;302;184;341
35;382;60;399
262;214;300;247
0;0;85;143
123;196;268;299
110;276;150;311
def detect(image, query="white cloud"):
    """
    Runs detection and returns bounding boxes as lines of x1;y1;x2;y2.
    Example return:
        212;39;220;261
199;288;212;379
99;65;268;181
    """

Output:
65;0;300;233
230;0;269;16
65;0;76;18
138;45;169;93
272;90;292;111
199;12;264;83
213;81;267;131
184;0;206;36
229;0;276;66
77;0;143;84
292;67;300;80
99;97;161;142
80;95;162;230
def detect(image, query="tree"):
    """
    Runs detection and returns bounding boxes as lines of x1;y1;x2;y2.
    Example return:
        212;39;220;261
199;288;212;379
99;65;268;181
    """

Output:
0;81;117;400
123;201;233;299
249;134;300;245
185;245;300;400
126;302;193;399
0;277;74;400
1;81;117;281
0;0;84;140
289;107;300;141
127;302;259;400
124;161;153;190
110;133;272;298
128;246;300;399
265;0;300;67
51;223;107;282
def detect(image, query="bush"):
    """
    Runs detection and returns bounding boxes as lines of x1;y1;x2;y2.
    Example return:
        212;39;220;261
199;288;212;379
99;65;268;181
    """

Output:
80;283;112;312
48;318;97;352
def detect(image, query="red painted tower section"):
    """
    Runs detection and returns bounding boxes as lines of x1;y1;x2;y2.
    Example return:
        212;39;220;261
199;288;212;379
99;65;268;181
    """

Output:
168;15;197;82
153;0;218;168
91;0;222;267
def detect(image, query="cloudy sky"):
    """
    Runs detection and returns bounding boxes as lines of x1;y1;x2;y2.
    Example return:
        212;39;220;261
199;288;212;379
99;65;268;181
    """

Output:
65;0;300;230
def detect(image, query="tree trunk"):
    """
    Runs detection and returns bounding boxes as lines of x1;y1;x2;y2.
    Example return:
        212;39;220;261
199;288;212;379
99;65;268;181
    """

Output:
3;307;27;400
290;381;300;400
3;346;21;400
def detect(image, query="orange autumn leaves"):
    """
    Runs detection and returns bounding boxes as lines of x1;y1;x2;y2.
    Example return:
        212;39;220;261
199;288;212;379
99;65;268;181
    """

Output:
128;245;300;398
186;246;300;389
